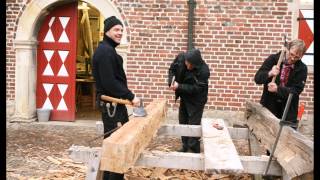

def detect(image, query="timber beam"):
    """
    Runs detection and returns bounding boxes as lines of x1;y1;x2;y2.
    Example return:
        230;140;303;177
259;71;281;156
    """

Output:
68;146;282;176
99;99;167;173
96;122;249;140
245;101;313;179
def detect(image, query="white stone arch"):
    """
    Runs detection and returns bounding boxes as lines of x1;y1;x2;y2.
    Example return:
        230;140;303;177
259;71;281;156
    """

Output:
13;0;129;121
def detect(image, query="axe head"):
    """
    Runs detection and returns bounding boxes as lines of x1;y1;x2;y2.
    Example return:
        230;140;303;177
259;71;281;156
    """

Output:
132;99;147;117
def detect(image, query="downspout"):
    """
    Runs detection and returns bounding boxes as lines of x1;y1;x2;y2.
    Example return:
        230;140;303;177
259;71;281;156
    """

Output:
187;0;196;50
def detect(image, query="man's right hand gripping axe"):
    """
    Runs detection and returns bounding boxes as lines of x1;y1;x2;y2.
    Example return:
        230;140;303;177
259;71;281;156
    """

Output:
100;95;147;117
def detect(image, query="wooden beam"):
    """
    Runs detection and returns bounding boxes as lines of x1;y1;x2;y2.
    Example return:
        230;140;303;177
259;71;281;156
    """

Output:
157;124;249;140
135;150;204;171
245;101;313;179
69;146;282;176
240;156;281;176
201;118;244;174
228;126;249;140
99;99;167;173
135;152;282;176
156;124;202;137
248;133;264;180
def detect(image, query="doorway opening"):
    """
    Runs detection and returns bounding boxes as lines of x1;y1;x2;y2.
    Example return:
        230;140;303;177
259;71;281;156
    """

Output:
75;1;103;120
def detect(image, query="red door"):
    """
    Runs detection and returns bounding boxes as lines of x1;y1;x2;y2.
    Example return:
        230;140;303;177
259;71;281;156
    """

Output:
36;2;78;121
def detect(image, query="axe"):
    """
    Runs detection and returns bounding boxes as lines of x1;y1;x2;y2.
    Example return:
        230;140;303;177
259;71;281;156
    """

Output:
100;95;147;117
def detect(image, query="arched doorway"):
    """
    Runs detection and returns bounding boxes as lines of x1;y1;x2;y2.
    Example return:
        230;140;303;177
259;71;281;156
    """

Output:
13;0;129;122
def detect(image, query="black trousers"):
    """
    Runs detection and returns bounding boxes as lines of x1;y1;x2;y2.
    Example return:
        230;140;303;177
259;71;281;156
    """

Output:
101;103;129;180
178;102;204;153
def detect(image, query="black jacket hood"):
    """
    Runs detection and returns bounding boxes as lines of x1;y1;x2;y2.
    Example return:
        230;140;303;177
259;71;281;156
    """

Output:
185;49;203;68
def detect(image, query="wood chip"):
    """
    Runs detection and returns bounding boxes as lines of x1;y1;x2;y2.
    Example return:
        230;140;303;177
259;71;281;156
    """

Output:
46;156;62;165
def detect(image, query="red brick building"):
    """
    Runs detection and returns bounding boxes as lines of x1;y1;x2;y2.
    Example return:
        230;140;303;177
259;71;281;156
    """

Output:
6;0;313;130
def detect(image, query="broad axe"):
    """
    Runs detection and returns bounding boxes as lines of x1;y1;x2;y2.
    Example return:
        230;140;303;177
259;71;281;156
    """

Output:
100;95;147;117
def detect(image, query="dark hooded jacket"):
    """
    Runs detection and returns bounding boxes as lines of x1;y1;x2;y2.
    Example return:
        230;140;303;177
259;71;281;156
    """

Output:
254;51;307;123
168;49;210;116
92;36;134;101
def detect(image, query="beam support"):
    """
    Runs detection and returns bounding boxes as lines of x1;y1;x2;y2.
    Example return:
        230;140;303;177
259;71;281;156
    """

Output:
97;122;249;140
68;146;282;176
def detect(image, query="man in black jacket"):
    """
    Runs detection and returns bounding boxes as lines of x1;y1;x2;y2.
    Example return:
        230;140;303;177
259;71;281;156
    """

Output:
254;39;307;129
168;49;210;153
92;16;140;180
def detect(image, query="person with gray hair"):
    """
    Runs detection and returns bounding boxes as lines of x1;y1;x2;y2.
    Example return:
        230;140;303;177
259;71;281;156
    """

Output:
254;39;308;129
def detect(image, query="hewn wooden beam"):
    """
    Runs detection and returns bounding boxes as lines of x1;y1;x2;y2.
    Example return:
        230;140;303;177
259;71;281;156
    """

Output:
202;118;244;174
99;99;167;173
97;122;249;140
245;101;313;179
69;146;282;176
136;150;204;171
156;124;249;140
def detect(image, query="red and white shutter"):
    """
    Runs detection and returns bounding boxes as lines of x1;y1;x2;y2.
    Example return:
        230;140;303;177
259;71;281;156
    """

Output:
298;9;313;66
36;2;77;121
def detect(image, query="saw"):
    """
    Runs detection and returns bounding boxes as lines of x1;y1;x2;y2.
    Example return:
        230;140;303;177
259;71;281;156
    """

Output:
100;95;147;117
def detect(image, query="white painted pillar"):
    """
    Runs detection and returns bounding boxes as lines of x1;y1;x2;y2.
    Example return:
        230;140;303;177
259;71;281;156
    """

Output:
12;40;38;122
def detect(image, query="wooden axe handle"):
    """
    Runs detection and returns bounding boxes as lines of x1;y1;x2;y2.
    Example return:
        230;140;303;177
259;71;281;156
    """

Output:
271;47;286;83
101;95;133;105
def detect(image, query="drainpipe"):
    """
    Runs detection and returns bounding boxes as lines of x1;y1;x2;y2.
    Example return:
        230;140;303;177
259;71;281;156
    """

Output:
187;0;196;50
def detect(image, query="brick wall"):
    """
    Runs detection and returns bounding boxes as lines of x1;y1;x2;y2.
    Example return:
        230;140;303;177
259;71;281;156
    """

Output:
6;0;28;100
6;0;314;115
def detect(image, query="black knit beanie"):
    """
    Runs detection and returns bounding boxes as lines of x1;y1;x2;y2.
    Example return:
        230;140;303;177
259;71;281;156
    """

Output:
104;16;123;33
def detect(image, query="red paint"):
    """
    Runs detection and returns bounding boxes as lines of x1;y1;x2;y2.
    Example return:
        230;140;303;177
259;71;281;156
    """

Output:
36;2;78;121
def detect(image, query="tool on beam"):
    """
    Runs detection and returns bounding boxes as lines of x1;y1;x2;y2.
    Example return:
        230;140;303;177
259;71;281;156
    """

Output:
271;34;287;83
264;93;293;176
101;95;147;117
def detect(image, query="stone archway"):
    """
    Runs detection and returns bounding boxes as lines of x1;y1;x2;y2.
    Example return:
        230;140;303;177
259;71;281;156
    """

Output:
13;0;129;121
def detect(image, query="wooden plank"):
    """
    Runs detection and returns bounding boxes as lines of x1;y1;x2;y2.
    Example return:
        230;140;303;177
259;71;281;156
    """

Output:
201;118;244;174
156;124;249;140
99;99;167;173
245;101;314;179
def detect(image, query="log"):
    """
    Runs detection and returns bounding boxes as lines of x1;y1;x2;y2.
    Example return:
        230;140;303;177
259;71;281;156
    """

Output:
244;101;313;179
100;99;167;173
